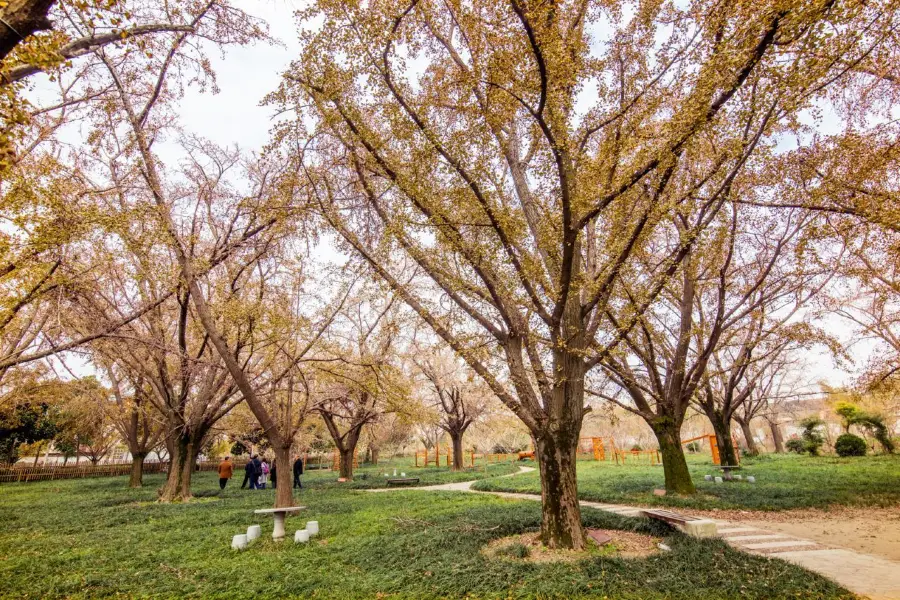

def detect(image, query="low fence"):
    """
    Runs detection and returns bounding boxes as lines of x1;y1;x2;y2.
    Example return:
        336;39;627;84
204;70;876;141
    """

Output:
0;459;248;484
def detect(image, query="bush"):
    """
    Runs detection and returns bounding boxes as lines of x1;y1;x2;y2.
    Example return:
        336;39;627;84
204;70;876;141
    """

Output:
798;416;826;456
835;433;867;457
630;444;643;451
685;442;701;453
786;438;806;454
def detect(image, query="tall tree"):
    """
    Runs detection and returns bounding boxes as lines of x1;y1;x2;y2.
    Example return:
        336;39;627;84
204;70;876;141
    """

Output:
416;349;487;471
315;290;406;480
101;364;163;486
283;0;899;548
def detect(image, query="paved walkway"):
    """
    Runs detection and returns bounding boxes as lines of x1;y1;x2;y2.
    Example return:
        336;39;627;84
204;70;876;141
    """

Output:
370;467;900;599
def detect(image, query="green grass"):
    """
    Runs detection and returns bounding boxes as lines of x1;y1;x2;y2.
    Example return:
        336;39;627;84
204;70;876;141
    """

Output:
302;459;520;489
473;453;900;511
0;470;856;599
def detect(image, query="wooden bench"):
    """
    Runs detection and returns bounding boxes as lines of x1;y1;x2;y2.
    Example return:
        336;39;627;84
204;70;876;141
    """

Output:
253;506;306;541
640;508;717;538
386;478;420;486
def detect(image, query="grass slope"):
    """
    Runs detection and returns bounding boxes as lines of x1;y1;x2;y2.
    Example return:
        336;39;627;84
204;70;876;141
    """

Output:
473;454;900;511
0;470;855;599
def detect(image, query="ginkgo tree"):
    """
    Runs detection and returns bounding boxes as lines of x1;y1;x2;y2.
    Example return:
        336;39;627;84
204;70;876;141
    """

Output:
278;0;899;548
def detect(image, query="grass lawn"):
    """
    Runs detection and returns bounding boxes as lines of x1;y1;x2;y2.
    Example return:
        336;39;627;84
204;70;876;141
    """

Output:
304;459;520;489
0;470;856;599
473;453;900;511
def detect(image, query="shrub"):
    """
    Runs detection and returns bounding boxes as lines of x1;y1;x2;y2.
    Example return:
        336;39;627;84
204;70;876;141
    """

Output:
630;444;643;451
853;412;895;454
786;438;805;454
685;442;701;454
835;433;867;457
798;417;826;456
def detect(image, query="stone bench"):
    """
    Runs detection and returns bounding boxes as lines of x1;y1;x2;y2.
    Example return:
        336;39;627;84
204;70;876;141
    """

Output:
254;506;306;541
641;509;717;538
386;478;420;486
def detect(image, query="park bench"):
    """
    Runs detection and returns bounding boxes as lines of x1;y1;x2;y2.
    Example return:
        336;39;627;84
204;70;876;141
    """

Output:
254;506;306;541
386;478;420;486
641;509;717;538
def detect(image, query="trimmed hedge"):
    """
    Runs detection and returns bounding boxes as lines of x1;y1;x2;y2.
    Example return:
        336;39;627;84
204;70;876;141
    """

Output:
835;433;867;457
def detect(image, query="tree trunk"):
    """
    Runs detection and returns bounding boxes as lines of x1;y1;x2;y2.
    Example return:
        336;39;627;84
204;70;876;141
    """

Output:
0;0;56;62
449;431;465;471
62;455;68;466
273;446;294;508
737;418;759;456
158;435;200;502
769;420;785;453
699;405;739;467
338;446;356;480
534;432;584;549
129;452;147;487
370;446;379;466
653;421;695;494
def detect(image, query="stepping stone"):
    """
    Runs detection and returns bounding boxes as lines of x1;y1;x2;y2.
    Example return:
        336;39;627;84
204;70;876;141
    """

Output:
743;540;818;550
718;527;762;534
770;549;900;600
726;534;791;542
587;529;613;545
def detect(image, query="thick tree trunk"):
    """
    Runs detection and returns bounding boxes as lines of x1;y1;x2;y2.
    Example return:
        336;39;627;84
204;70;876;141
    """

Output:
129;452;147;487
653;421;695;494
273;446;294;508
737;418;759;455
712;413;739;466
534;431;584;549
338;446;356;480
158;435;200;502
449;431;464;471
769;420;785;453
370;446;379;466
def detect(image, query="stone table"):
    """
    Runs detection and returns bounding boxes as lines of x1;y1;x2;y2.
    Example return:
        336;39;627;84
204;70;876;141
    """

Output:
253;506;306;541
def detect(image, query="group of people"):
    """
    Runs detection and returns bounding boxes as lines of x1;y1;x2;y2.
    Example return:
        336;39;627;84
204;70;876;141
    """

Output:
216;455;304;491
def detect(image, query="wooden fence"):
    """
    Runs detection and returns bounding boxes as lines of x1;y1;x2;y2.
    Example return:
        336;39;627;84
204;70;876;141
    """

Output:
0;459;248;484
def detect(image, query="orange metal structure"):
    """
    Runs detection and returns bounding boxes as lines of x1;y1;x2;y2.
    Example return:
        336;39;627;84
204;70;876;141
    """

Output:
680;434;740;466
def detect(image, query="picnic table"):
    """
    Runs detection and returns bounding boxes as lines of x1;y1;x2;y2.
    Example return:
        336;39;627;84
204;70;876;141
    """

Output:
253;506;306;541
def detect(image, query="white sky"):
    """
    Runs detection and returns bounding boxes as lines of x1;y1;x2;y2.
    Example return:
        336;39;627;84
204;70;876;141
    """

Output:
36;0;872;390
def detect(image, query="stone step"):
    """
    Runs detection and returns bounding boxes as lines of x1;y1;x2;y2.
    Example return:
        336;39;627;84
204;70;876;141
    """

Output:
717;527;760;534
725;534;791;542
743;540;818;550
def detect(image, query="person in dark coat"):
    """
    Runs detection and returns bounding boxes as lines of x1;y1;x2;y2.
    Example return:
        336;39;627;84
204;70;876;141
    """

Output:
270;460;277;488
251;455;262;490
240;455;257;489
293;455;304;489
